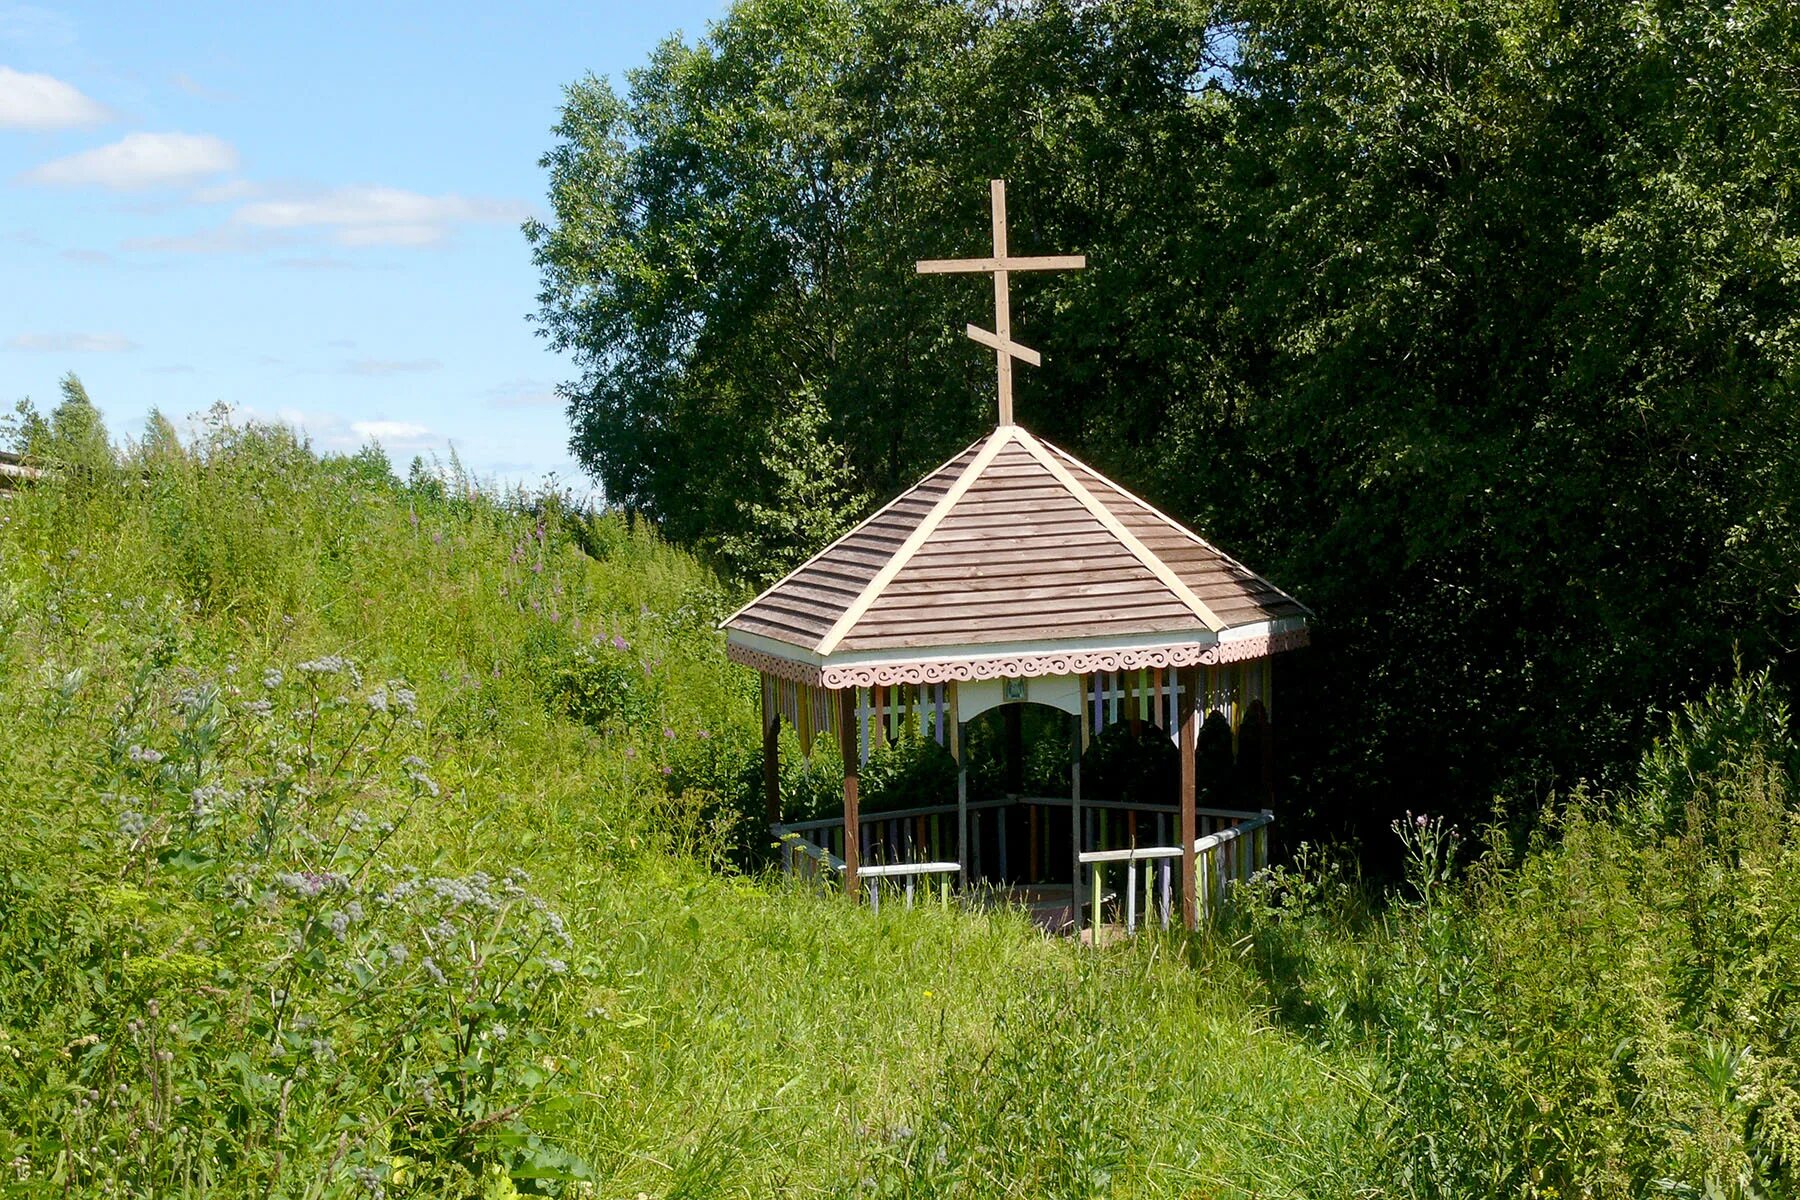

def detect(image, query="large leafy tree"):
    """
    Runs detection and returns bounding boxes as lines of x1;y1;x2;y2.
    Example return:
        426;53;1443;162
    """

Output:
530;0;1800;833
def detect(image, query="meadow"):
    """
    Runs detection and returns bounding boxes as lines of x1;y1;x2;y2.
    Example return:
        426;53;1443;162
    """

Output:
1;409;1795;1197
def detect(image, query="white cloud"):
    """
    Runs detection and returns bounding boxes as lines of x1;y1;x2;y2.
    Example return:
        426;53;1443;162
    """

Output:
352;420;431;442
22;131;237;190
234;184;527;247
342;358;441;376
8;331;136;352
0;65;108;128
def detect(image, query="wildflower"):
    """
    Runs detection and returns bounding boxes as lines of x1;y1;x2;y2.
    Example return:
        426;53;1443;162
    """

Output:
127;745;164;765
431;530;443;545
276;870;347;898
611;635;629;652
117;810;147;838
531;561;544;574
262;669;283;689
422;957;447;986
310;1037;336;1064
663;727;675;740
329;911;352;940
697;729;710;739
352;1165;386;1200
297;656;349;676
189;783;232;817
661;765;672;777
624;746;636;759
241;699;273;718
386;942;410;965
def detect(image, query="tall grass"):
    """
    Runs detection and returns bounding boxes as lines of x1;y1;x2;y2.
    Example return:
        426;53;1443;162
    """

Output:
1226;671;1800;1198
7;414;1795;1198
0;420;1367;1197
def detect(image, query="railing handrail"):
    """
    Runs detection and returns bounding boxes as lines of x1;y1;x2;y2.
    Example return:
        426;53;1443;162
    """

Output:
857;861;962;879
773;798;1263;835
771;797;1012;834
1078;809;1274;865
774;828;844;872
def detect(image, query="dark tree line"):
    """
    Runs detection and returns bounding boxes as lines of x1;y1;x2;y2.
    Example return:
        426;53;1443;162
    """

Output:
528;0;1800;838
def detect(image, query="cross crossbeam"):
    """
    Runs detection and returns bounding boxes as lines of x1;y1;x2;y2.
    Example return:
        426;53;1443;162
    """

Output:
915;179;1084;426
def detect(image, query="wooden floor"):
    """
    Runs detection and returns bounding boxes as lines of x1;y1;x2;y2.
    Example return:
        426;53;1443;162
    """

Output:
975;883;1078;933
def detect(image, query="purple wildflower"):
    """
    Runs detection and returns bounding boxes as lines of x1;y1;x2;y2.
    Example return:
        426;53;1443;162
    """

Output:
611;635;629;652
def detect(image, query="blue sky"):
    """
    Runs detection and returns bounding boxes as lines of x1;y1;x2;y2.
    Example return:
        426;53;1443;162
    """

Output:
0;1;724;490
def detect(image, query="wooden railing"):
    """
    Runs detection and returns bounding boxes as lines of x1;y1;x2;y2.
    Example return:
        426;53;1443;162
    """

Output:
774;798;1273;931
1078;808;1272;936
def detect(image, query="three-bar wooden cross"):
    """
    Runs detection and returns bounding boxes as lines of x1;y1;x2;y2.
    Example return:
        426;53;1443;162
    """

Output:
916;179;1084;426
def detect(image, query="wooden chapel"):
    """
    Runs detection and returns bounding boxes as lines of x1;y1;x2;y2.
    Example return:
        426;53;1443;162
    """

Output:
722;181;1309;932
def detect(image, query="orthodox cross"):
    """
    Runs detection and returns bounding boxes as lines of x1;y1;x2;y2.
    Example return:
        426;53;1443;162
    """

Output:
916;179;1084;426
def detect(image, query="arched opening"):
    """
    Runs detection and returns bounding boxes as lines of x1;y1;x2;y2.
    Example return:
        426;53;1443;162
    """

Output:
1233;700;1273;810
959;700;1075;885
1196;710;1234;807
1077;720;1180;860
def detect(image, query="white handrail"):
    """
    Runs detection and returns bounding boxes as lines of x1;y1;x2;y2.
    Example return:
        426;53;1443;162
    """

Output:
1078;810;1273;934
856;861;961;878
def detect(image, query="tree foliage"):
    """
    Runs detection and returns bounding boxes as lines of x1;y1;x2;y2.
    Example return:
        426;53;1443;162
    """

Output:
530;0;1800;832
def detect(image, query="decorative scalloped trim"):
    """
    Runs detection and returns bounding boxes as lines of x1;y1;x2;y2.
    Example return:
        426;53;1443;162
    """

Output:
725;629;1310;688
725;643;825;685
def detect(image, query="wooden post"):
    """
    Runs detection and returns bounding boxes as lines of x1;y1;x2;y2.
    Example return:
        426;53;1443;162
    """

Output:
956;728;969;886
839;687;861;900
1070;709;1083;930
1003;703;1023;794
1180;665;1200;930
761;683;781;827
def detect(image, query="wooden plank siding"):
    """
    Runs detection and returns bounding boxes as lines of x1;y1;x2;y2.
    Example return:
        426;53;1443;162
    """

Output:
724;426;1308;659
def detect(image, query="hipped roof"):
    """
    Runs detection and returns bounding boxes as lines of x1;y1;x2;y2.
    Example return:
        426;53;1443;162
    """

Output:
723;424;1309;688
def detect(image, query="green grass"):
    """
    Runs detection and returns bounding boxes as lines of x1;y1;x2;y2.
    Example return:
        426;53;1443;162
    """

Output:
4;416;1795;1199
0;422;1368;1198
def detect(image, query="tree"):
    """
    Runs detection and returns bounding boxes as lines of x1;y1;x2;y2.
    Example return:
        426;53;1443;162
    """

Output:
531;0;1800;835
717;384;870;584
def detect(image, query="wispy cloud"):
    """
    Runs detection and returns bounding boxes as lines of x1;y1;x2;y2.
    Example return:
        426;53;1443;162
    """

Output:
235;185;528;248
8;331;137;352
170;71;232;102
121;182;526;256
22;132;237;189
486;380;562;409
256;407;439;454
342;357;441;376
189;177;261;203
59;247;114;265
0;5;78;49
351;419;431;442
0;65;109;128
121;225;294;254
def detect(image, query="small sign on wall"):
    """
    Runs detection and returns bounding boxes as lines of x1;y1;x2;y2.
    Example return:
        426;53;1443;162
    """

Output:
1003;677;1027;703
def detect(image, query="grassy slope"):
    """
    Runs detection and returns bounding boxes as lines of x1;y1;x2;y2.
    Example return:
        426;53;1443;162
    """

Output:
0;427;1366;1197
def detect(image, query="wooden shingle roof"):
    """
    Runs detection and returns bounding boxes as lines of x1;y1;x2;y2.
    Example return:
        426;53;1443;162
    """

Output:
723;425;1308;687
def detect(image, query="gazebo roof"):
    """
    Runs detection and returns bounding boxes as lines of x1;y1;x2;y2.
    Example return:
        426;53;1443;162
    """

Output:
723;423;1309;688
